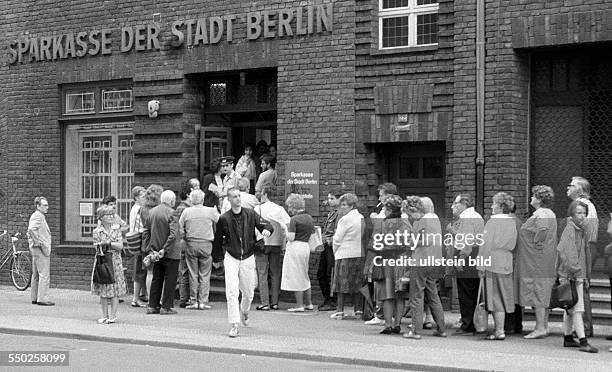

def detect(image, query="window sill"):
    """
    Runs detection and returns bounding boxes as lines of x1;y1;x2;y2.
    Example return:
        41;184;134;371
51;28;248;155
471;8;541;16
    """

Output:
55;244;95;256
371;44;438;56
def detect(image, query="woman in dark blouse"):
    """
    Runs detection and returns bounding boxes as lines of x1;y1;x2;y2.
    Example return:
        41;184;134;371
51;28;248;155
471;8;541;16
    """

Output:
281;194;315;312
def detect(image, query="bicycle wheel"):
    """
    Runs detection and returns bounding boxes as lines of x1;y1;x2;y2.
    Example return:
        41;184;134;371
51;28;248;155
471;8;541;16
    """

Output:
11;253;32;291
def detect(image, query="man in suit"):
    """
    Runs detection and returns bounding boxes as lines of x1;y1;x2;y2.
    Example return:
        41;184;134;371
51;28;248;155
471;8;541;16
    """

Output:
146;190;181;315
28;196;54;306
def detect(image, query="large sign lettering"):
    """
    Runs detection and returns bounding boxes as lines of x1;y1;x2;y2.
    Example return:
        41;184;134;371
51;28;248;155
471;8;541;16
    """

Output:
6;3;333;65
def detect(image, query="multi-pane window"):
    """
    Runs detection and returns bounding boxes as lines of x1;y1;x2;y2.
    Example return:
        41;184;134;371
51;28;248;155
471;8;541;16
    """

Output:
65;126;134;241
102;89;133;112
63;86;133;115
66;92;95;114
379;0;439;49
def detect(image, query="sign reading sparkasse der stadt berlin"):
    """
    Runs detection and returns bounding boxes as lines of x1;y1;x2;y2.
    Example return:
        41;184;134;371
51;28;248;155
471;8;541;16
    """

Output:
6;3;333;65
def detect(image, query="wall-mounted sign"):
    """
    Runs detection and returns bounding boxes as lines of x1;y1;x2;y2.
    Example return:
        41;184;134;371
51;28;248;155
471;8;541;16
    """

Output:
6;2;333;65
285;160;320;216
79;202;93;217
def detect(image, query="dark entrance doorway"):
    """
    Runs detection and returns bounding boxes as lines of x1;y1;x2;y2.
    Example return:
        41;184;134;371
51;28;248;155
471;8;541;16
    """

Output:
388;141;446;217
197;68;277;177
530;46;612;275
531;47;612;221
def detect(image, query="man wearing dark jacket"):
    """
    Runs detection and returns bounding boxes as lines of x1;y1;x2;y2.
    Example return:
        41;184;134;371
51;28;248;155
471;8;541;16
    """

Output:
146;190;181;315
213;188;272;337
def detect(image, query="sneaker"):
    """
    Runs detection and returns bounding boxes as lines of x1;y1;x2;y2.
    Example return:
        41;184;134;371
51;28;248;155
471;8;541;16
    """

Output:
365;317;385;326
403;330;422;340
199;303;212;310
186;303;199;310
305;304;314;311
97;318;108;324
160;308;177;315
228;325;239;338
241;312;249;326
106;317;117;324
330;311;345;319
579;344;598;353
288;307;305;312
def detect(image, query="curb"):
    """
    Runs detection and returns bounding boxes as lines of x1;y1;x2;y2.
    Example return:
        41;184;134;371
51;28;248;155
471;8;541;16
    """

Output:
0;327;484;372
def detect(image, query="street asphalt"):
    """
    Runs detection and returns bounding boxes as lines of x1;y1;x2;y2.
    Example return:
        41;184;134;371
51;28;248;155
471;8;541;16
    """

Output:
1;285;611;371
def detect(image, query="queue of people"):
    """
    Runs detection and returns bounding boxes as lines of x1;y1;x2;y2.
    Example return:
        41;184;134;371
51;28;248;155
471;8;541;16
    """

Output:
75;147;611;352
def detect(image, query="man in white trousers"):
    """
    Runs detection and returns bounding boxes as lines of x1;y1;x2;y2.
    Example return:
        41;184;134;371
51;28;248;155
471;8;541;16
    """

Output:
213;188;272;337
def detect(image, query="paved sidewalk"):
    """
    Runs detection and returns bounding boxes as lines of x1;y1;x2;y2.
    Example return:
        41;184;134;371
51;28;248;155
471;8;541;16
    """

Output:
1;286;611;371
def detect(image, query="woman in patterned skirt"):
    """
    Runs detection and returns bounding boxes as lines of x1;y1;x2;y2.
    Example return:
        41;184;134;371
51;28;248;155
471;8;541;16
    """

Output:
92;205;127;324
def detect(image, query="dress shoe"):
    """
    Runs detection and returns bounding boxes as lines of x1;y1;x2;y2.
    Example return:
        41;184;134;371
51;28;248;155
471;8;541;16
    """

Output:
380;327;394;335
146;307;160;314
391;326;401;334
318;301;335;311
160;308;177;315
454;328;475;335
31;301;37;305
564;339;580;348
579;344;598;353
37;301;55;306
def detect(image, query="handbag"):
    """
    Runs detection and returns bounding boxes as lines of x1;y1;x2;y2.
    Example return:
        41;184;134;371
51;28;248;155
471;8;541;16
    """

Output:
308;226;324;253
125;208;143;255
549;279;578;310
473;278;488;333
93;249;115;285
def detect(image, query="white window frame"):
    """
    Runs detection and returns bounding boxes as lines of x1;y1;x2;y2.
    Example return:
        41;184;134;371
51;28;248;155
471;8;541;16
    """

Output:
378;0;439;50
64;124;134;242
65;91;95;114
101;89;133;113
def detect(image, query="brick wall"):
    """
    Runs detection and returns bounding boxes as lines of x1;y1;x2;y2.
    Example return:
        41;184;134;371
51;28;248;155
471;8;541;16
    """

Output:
354;0;454;212
0;0;354;297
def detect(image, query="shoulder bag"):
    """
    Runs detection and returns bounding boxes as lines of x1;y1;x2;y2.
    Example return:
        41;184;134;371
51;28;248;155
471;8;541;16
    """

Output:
473;278;488;333
308;226;324;253
125;208;143;255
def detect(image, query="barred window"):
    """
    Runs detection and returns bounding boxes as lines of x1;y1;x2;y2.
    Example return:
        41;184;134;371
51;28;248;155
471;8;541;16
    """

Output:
379;0;439;49
66;92;95;114
65;126;134;241
102;89;133;112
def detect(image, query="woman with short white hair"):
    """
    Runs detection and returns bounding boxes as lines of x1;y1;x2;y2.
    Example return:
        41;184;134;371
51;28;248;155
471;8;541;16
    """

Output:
281;194;315;312
179;189;220;310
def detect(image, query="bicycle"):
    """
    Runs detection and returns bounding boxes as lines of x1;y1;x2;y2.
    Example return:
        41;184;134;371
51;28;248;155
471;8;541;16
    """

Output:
0;230;32;290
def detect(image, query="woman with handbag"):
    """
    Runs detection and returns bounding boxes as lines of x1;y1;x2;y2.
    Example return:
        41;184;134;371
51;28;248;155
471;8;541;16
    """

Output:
477;192;517;341
280;194;315;312
92;205;127;324
128;186;147;307
330;193;365;320
557;200;598;353
371;195;410;333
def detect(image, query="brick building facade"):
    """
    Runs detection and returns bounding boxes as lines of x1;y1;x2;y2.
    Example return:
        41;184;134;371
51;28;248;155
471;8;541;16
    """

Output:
1;0;611;292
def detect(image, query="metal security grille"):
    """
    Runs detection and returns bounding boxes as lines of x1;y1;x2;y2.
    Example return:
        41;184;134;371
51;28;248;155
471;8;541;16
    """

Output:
531;48;612;248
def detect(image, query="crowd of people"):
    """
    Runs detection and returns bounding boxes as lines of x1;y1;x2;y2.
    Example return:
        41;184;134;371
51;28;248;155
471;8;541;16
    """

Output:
24;140;612;351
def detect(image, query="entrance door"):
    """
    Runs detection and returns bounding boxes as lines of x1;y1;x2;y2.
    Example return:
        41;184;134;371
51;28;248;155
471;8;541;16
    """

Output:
389;142;446;217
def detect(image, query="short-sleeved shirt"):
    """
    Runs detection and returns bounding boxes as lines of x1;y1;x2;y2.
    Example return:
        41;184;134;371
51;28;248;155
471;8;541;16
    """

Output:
289;212;314;242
